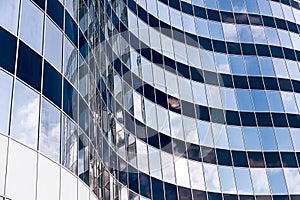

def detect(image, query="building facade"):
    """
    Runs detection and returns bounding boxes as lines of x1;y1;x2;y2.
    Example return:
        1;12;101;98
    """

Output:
1;0;300;199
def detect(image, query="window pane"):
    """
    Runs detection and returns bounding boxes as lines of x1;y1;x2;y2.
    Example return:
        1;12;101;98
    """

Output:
45;17;62;71
20;0;44;53
40;98;61;162
0;135;8;196
10;80;40;149
251;169;270;194
267;168;288;194
0;71;13;135
0;0;20;34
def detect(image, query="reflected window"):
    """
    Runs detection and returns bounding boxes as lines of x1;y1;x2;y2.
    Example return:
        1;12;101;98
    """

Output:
203;163;221;192
0;0;20;34
45;17;62;71
40;98;60;162
227;126;245;150
275;128;293;151
234;168;253;194
243;127;261;150
251;169;270;194
0;71;13;135
267;168;288;194
10;80;40;149
259;128;278;151
219;166;236;193
61;115;78;174
20;0;44;53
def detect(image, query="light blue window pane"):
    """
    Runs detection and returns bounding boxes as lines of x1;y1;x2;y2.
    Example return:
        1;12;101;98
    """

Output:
205;0;218;9
10;80;40;149
218;0;232;11
227;126;245;150
278;29;292;48
251;26;267;43
40;98;60;162
19;0;44;53
245;0;260;14
281;92;298;114
65;0;78;20
198;121;213;146
195;18;210;37
257;0;272;15
209;21;224;40
231;0;246;12
221;88;237;110
234;168;253;194
192;0;204;6
229;55;246;75
158;2;170;23
267;169;288;194
236;89;253;111
0;0;20;34
243;127;261;151
182;13;195;33
266;91;284;112
265;27;280;46
244;56;261;76
219;166;236;193
45;17;62;71
259;128;278;151
259;57;275;76
0;70;13;135
290;129;300;151
237;25;253;43
251;90;269;112
170;8;182;29
223;23;238;42
275;128;293;151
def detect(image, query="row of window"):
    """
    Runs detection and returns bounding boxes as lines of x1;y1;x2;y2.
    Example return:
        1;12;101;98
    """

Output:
124;0;300;61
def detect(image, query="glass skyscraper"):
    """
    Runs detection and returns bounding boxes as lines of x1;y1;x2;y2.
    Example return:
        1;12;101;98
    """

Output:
0;0;300;199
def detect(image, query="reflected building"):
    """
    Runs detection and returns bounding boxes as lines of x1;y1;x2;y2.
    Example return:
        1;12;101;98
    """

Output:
1;0;300;199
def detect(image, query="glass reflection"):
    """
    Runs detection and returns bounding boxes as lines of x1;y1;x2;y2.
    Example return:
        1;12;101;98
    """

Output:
267;168;288;194
40;98;60;162
61;115;78;174
0;0;20;34
0;71;13;135
19;0;44;53
10;80;39;149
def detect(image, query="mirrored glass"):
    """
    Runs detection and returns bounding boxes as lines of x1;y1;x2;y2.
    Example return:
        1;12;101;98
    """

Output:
148;146;162;179
0;0;20;34
45;17;62;71
203;163;221;192
10;80;39;149
198;120;214;146
161;151;176;184
0;71;12;135
219;166;236;193
237;25;253;43
274;128;293;151
136;140;148;173
251;90;269;112
189;160;205;190
259;57;275;76
209;21;224;40
284;168;300;194
267;168;288;194
223;23;238;42
20;0;44;53
40;98;60;162
266;91;284;112
175;157;190;187
234;168;253;194
281;92;298;113
251;169;270;194
227;126;245;150
213;124;229;149
236;89;253;111
259;127;278;151
229;55;246;75
243;127;261;151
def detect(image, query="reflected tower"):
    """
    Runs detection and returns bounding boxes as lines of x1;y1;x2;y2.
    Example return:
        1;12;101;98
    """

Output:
1;0;300;200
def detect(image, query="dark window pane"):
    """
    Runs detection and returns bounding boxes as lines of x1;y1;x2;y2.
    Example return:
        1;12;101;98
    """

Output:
43;61;62;107
0;27;17;74
17;41;42;91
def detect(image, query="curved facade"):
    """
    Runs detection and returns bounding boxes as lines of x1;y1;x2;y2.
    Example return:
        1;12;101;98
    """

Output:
1;0;300;199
